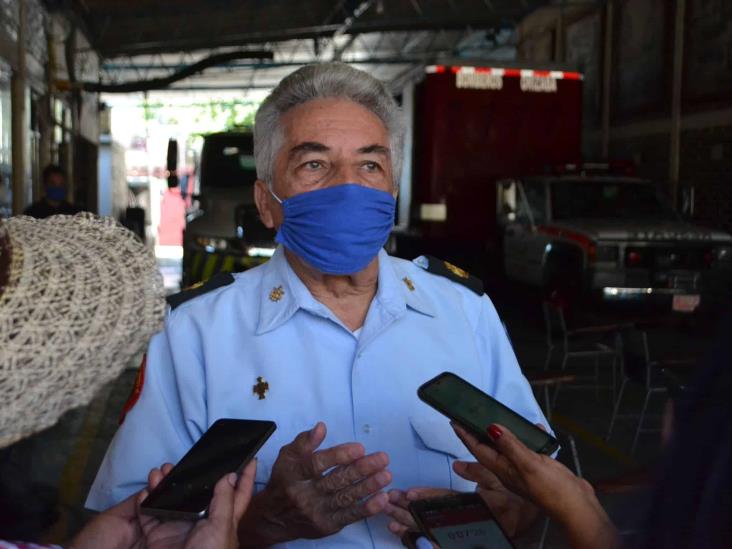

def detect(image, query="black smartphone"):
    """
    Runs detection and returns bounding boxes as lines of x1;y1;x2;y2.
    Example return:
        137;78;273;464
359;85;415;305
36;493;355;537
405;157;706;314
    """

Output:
409;492;515;549
140;418;276;520
418;371;559;455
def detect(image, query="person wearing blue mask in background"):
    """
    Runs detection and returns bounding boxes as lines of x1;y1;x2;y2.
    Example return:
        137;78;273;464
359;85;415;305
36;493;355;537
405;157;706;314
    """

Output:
86;62;551;548
23;164;81;219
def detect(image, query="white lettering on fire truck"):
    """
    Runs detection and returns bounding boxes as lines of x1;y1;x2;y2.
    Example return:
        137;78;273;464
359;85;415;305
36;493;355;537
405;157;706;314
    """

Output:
456;72;504;90
520;76;558;93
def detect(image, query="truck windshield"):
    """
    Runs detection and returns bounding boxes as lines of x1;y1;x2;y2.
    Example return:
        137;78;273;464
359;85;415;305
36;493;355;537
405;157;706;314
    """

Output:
551;180;677;221
200;134;258;189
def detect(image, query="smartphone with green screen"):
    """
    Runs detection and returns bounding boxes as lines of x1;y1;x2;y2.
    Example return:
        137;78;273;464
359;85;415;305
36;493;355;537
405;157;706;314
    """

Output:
418;372;558;455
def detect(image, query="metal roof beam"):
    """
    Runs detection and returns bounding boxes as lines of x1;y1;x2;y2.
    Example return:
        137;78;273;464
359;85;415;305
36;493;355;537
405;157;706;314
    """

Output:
101;56;437;73
95;14;532;56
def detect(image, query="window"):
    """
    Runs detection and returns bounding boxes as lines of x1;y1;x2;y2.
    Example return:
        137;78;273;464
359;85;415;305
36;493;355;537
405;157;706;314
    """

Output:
522;180;547;225
514;180;547;227
551;179;677;221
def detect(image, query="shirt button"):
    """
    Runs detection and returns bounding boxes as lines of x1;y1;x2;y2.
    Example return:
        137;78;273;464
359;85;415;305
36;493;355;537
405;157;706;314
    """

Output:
362;424;372;434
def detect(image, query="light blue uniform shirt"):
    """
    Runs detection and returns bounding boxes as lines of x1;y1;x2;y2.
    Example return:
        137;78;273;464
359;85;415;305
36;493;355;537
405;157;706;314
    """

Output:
86;247;549;548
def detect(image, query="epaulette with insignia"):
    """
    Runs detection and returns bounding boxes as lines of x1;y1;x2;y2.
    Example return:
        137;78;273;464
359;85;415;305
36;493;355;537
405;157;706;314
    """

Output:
413;255;484;295
166;272;235;310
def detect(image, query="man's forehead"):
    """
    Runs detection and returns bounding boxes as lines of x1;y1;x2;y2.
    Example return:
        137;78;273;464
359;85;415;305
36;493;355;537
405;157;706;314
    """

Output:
280;98;389;144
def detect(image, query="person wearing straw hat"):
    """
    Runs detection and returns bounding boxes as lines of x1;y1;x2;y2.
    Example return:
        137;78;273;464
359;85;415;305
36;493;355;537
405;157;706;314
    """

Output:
0;213;255;549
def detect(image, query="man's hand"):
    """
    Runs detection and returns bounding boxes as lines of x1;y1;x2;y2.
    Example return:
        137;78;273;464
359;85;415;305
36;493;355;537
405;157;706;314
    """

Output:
238;422;392;545
138;460;256;549
452;423;618;549
384;487;456;538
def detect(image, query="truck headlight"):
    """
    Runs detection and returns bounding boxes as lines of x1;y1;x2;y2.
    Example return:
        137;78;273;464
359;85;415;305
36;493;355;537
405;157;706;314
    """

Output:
195;237;229;252
715;246;732;263
246;246;276;258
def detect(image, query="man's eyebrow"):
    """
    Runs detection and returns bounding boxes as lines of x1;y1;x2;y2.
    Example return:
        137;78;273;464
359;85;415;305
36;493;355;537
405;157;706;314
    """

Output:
288;142;330;158
357;144;390;156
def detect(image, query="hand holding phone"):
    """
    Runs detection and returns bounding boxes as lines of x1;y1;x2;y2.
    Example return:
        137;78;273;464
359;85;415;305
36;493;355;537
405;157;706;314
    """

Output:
140;418;276;520
409;493;515;549
417;372;558;455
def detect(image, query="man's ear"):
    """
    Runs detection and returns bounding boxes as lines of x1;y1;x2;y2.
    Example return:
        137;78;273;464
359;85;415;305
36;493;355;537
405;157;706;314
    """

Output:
254;180;277;229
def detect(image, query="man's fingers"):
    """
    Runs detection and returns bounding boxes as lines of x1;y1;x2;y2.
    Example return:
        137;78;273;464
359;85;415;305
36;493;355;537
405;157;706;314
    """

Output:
206;472;237;526
233;459;257;520
388;489;410;509
317;451;388;493
161;462;174;476
405;487;454;502
388;519;410;538
284;422;328;460
311;443;367;477
332;491;388;526
328;469;392;510
384;502;417;529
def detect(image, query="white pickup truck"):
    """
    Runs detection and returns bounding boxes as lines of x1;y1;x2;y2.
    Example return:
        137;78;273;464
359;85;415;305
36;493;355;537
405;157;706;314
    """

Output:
497;173;732;313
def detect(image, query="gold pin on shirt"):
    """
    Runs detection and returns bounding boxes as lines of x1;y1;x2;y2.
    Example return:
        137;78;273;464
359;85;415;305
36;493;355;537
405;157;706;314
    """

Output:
253;376;269;400
444;261;469;279
402;277;415;291
269;285;285;302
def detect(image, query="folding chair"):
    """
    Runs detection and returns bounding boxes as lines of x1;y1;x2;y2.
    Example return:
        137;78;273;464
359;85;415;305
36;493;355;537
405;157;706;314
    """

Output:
606;327;695;454
543;298;622;404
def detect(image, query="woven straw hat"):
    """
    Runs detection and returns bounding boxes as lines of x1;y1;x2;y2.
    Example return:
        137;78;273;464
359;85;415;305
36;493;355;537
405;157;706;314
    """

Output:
0;213;166;447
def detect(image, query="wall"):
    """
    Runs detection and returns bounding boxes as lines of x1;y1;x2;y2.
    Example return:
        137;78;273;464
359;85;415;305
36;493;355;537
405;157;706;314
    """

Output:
518;0;732;234
0;0;101;215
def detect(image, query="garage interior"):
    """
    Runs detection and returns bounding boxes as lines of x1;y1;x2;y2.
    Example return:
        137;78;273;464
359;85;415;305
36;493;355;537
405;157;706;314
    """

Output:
1;0;731;547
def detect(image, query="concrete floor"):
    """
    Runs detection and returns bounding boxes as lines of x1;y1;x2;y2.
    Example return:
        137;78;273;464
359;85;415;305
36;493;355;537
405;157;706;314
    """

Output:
0;266;714;547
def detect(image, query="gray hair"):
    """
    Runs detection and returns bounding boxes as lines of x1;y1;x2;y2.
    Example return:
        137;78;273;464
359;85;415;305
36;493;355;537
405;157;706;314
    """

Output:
254;63;405;188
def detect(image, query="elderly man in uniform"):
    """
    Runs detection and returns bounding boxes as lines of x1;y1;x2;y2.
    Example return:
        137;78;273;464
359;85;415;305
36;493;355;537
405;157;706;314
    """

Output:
86;63;551;547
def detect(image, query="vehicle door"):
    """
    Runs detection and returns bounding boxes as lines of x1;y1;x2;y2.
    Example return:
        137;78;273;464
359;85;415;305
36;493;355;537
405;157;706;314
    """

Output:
503;179;549;285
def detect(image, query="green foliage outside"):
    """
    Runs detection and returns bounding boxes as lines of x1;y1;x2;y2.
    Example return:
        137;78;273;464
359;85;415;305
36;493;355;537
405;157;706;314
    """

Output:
137;97;260;153
139;98;260;133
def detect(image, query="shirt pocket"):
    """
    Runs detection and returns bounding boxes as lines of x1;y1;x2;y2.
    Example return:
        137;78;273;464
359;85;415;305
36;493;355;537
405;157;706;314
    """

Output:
408;415;476;492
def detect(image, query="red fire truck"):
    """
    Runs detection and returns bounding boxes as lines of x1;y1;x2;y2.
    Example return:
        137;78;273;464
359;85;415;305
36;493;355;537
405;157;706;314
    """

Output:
394;63;583;277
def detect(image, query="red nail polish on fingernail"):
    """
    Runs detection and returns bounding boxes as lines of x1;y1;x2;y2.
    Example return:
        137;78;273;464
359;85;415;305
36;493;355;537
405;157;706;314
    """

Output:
487;425;503;440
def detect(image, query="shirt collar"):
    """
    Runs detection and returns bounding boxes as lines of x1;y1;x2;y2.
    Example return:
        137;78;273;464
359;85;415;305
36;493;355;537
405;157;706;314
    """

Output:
256;246;305;335
256;246;436;335
377;249;436;318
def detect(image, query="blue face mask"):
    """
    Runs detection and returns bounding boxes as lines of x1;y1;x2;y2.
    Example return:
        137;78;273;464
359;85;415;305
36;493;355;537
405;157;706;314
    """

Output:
272;183;396;275
46;187;67;201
